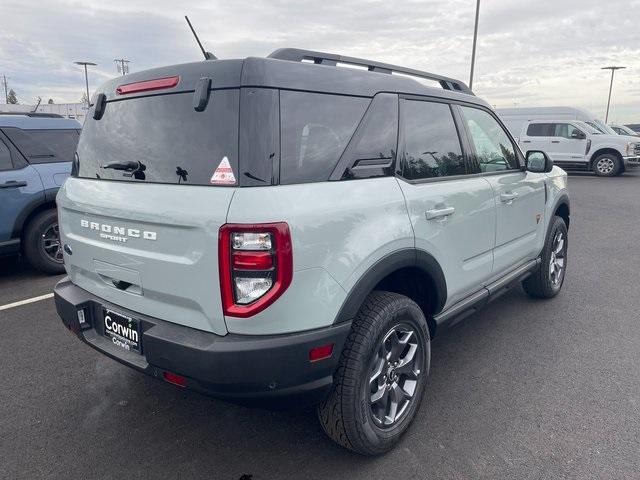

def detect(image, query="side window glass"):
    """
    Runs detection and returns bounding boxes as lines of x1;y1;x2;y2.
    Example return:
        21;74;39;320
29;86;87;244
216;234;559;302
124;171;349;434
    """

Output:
526;123;554;137
338;93;398;180
553;123;569;138
461;106;519;172
567;124;583;139
0;139;13;170
280;91;369;185
400;100;465;180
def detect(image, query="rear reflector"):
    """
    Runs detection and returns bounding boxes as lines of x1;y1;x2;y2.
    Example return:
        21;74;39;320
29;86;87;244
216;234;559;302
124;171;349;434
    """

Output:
309;343;334;362
163;371;187;387
116;76;180;95
232;251;274;270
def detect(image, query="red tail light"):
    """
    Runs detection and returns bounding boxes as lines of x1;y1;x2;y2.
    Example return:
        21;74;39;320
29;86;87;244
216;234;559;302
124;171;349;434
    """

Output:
116;76;180;95
219;223;293;318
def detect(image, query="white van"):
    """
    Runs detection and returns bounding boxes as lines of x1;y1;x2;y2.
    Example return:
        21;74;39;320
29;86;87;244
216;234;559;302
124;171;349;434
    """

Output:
510;119;640;176
496;106;620;140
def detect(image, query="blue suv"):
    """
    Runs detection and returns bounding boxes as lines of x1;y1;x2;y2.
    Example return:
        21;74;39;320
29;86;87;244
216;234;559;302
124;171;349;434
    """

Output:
0;113;81;273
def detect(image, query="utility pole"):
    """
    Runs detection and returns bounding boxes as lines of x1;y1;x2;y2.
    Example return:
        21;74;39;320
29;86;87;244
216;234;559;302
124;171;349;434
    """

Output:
469;0;481;90
114;59;131;76
74;61;97;107
2;75;8;104
601;66;626;123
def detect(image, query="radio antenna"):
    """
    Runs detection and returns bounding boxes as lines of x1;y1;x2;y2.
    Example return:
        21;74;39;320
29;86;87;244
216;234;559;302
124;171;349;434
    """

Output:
185;16;216;60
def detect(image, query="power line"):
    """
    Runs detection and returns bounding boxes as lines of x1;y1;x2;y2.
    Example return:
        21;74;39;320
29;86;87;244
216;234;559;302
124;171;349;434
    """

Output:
114;59;131;76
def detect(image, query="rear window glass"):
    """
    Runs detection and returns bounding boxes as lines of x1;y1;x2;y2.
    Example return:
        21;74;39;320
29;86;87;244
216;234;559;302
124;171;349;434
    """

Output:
77;90;239;185
3;128;79;164
280;91;369;185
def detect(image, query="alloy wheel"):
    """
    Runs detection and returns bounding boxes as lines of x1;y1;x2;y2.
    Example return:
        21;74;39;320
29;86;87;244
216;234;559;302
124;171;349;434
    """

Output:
368;323;423;428
596;157;615;175
41;223;63;263
549;231;566;286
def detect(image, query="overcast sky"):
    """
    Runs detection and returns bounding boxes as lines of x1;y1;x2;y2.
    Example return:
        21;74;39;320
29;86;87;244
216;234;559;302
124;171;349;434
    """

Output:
1;0;639;122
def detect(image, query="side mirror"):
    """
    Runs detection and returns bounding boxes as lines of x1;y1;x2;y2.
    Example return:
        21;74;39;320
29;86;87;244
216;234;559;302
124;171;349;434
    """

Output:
571;131;586;140
526;150;553;173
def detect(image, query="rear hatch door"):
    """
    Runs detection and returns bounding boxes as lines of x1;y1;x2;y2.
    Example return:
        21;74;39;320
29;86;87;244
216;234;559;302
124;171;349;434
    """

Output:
57;61;243;335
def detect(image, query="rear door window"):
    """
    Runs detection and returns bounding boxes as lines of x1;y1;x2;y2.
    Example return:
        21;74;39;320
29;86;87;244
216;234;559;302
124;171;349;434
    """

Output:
526;123;556;137
399;100;466;180
332;93;398;180
279;91;369;185
2;128;79;164
77;90;239;185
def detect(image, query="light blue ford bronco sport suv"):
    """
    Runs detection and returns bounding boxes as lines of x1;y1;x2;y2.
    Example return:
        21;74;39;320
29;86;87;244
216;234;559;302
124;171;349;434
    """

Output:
54;49;570;455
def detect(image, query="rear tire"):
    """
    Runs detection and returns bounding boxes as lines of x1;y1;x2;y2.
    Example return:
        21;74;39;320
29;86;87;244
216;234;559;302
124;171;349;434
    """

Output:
23;209;65;274
592;154;621;177
523;216;568;298
317;291;430;455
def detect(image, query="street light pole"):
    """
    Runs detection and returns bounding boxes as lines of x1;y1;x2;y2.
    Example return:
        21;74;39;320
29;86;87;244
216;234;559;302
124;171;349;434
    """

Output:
2;74;8;104
469;0;481;90
74;61;97;107
601;66;626;123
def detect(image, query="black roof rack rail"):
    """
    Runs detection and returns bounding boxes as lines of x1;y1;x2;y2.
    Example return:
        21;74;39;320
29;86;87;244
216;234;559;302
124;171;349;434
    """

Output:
0;112;65;118
268;48;474;95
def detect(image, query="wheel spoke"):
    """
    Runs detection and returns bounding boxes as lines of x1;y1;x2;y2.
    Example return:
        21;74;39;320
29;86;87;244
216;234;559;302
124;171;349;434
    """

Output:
555;237;564;254
387;332;402;362
369;358;385;387
371;384;388;405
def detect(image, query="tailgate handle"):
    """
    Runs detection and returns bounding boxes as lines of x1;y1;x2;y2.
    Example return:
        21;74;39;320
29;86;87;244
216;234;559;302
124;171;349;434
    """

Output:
112;280;133;291
193;77;212;112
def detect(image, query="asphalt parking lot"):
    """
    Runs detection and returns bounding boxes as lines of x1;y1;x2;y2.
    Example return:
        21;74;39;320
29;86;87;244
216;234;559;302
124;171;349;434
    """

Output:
1;171;639;480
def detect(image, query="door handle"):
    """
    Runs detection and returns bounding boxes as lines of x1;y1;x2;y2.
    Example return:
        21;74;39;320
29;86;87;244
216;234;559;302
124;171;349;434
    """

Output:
522;140;531;144
500;192;518;204
551;140;560;144
0;180;28;189
425;206;455;220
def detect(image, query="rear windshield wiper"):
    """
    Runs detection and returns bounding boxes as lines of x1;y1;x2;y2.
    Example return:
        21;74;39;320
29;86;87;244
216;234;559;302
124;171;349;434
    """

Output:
101;160;147;180
101;160;142;171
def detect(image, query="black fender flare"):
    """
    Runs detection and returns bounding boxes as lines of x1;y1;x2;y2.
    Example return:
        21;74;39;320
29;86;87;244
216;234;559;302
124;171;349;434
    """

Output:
551;193;570;228
333;248;447;324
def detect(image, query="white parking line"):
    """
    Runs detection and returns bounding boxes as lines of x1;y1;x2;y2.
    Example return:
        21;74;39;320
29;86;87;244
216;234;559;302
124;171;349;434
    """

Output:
0;293;54;312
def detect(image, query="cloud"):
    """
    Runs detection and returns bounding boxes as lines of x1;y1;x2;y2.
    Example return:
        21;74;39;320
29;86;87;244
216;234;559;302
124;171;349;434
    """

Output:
1;0;638;122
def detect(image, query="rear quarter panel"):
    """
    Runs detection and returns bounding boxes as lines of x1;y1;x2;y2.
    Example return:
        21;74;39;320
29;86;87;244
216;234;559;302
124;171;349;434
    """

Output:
225;177;414;335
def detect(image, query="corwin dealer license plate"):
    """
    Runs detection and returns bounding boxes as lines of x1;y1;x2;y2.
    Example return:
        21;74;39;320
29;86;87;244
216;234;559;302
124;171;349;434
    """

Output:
103;308;141;353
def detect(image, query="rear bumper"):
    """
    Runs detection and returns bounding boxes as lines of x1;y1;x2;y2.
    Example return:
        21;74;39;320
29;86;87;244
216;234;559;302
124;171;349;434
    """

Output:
54;277;350;404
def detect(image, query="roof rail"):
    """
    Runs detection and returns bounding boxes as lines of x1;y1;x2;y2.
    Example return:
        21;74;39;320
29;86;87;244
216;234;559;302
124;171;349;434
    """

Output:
268;48;474;95
0;112;64;118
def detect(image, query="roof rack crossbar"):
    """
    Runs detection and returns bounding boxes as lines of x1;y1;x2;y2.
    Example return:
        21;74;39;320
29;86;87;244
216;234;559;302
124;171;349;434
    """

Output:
268;48;474;95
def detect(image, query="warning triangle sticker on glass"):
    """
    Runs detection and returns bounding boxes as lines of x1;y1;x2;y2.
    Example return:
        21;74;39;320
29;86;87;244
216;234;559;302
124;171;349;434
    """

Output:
210;156;236;185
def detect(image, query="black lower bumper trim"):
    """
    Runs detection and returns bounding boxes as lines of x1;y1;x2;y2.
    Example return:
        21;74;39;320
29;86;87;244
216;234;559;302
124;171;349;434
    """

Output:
54;278;350;403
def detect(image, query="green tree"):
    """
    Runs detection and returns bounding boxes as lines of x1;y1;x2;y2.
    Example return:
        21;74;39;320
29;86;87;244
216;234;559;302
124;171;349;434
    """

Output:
7;88;18;104
47;98;54;104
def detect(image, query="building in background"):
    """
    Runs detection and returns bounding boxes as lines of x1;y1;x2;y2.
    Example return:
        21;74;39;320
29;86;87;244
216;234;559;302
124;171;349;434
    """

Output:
0;102;87;123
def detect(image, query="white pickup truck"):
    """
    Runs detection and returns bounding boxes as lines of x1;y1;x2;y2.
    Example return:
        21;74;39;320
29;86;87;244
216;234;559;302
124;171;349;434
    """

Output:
511;119;640;176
